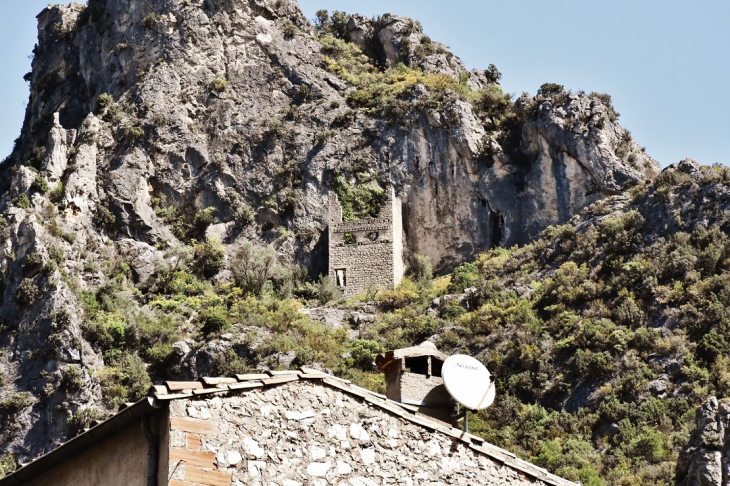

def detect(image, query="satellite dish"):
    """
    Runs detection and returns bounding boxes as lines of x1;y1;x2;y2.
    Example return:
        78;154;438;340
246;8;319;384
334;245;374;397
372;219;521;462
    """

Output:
442;354;496;411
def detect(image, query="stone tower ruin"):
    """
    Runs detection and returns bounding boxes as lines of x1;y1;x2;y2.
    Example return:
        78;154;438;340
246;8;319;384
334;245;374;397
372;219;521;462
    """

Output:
328;187;404;297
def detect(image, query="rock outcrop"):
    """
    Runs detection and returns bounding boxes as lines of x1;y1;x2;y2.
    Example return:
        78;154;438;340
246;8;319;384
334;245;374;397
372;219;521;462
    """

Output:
0;0;659;464
676;397;730;486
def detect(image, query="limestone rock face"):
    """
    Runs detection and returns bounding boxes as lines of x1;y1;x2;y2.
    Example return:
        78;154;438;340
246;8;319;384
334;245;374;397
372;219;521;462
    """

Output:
0;0;658;462
676;397;730;486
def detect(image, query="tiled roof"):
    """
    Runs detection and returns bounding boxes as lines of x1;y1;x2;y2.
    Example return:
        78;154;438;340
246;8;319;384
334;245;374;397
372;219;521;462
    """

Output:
154;368;578;486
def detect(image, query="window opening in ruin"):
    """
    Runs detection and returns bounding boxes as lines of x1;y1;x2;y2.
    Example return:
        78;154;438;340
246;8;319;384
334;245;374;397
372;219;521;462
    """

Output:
405;357;429;375
367;231;379;241
335;268;346;287
344;233;356;245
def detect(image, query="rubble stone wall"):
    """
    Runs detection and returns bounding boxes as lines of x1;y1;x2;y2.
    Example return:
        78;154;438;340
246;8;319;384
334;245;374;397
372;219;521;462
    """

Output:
166;380;560;486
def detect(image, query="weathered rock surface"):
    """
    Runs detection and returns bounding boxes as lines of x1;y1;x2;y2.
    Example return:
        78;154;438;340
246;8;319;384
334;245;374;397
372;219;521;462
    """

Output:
676;397;730;486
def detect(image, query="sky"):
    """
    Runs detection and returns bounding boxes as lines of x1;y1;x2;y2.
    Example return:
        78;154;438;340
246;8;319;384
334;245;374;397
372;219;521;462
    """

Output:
1;1;728;167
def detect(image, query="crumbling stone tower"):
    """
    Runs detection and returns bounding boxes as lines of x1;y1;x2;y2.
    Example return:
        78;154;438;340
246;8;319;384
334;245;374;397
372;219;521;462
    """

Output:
328;187;404;297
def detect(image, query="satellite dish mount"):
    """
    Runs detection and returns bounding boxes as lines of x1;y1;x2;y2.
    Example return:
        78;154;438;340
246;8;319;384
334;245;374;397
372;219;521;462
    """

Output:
441;354;496;433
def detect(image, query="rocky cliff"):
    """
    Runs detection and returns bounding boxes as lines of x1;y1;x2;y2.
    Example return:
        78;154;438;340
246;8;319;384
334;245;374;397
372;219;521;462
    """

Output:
677;397;730;486
0;0;658;466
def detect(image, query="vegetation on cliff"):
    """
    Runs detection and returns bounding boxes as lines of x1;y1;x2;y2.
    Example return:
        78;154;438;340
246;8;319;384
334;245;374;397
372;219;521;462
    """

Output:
53;162;728;486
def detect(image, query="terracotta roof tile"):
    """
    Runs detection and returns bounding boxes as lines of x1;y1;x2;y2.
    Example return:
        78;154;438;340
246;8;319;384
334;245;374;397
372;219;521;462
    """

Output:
166;381;204;391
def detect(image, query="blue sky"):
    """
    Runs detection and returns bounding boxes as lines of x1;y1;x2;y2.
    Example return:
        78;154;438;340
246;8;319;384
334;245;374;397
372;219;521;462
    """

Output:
1;1;728;167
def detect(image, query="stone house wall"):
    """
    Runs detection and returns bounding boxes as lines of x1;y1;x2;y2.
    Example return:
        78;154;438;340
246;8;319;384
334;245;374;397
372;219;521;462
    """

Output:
166;380;564;486
328;187;404;298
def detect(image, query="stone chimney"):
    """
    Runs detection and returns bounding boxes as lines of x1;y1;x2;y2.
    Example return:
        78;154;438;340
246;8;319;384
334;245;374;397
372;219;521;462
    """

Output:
375;342;452;423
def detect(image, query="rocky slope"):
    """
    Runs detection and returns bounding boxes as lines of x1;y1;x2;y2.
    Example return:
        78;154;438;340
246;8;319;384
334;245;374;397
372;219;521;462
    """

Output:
0;0;659;470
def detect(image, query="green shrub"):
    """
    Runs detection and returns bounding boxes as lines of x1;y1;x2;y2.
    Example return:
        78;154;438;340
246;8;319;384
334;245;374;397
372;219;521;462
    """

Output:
630;427;668;462
0;454;15;478
472;85;514;127
96;93;113;113
230;240;278;295
193;238;224;278
697;330;730;363
313;10;350;38
0;392;33;415
211;349;249;377
126;125;144;141
349;339;383;370
22;251;42;272
99;353;151;409
282;19;298;37
67;407;105;438
317;275;342;304
537;83;564;96
14;193;31;210
291;345;316;368
332;178;385;222
16;278;39;307
200;306;230;337
142;13;158;30
378;278;420;310
234;204;255;227
60;366;84;393
31;176;48;194
441;300;466;319
49;182;64;203
447;262;480;293
210;76;228;92
194;207;217;233
48;245;64;264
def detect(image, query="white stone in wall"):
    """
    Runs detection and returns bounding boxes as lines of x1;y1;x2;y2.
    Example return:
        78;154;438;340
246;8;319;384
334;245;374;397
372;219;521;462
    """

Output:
360;447;375;465
228;450;243;465
243;437;265;458
427;439;441;456
311;446;326;460
285;409;315;421
349;423;370;441
307;461;331;477
247;460;266;477
216;452;228;467
337;461;353;474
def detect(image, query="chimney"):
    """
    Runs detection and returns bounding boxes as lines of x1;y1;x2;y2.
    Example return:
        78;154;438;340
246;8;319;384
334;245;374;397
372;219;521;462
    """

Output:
375;342;453;423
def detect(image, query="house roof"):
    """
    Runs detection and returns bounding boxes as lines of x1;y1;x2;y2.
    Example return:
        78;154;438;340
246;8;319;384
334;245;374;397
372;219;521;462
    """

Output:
0;368;577;486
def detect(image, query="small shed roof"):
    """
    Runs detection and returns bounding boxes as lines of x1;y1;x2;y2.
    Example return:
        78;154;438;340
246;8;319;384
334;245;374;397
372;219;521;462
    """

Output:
375;341;448;371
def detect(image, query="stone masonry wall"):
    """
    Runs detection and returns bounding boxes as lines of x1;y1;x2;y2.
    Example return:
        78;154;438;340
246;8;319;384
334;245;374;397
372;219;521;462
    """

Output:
166;380;563;486
328;188;404;298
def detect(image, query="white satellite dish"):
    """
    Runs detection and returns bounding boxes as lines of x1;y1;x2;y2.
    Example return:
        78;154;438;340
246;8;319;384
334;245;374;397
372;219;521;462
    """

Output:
442;354;496;411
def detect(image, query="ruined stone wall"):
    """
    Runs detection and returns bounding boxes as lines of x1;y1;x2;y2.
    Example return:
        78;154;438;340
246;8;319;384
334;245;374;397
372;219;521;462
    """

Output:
166;380;568;486
328;188;404;297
